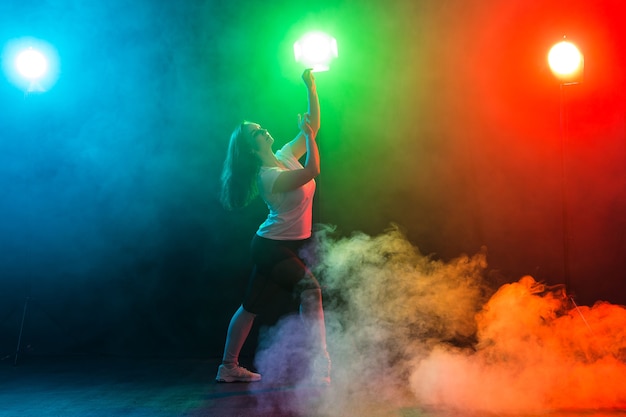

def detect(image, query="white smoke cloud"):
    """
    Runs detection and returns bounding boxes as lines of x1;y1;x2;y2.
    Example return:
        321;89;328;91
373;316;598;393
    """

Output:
253;225;626;415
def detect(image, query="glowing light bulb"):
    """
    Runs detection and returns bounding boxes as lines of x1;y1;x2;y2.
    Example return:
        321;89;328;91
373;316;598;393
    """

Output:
548;41;582;76
294;32;338;72
15;47;48;80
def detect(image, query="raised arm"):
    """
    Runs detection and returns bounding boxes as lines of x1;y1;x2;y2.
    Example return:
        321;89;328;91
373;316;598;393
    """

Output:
304;69;320;133
286;69;320;159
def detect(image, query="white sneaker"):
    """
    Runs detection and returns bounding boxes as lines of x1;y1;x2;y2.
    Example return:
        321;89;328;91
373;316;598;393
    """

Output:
216;364;262;383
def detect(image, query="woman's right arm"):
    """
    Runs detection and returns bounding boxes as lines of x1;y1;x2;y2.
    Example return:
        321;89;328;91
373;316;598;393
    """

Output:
285;69;320;159
271;116;320;193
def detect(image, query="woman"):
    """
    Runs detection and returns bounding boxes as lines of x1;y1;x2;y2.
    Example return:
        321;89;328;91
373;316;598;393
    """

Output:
216;69;330;385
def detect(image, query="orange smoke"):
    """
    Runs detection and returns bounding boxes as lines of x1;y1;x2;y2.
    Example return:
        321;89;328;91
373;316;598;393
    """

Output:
411;275;626;412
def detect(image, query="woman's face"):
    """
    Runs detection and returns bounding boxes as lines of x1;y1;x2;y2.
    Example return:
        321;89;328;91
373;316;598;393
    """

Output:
245;123;274;153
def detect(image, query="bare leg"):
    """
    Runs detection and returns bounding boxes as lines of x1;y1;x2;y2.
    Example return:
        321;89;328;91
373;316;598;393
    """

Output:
216;305;261;382
300;288;331;384
300;288;328;354
222;305;256;366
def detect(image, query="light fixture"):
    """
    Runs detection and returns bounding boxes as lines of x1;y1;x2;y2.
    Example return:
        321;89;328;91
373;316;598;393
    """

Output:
294;31;338;72
548;38;583;85
2;38;59;93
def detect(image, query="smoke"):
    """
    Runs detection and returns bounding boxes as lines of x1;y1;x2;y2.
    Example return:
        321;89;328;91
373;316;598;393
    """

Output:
412;277;626;413
253;225;626;415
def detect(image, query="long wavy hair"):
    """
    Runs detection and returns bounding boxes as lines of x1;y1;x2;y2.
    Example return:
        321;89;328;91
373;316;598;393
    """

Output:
220;122;262;210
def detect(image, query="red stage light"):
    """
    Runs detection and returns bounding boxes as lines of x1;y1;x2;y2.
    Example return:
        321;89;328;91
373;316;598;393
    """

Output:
548;40;584;84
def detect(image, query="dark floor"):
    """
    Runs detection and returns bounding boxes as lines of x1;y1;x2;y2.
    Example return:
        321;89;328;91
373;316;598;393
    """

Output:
1;355;625;417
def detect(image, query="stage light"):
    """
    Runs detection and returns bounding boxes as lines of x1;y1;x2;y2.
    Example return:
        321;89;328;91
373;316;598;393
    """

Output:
2;37;59;93
547;38;584;290
294;31;338;72
548;39;583;84
16;48;48;80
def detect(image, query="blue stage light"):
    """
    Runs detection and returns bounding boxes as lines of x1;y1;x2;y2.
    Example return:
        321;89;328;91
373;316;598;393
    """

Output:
2;37;59;93
16;48;48;80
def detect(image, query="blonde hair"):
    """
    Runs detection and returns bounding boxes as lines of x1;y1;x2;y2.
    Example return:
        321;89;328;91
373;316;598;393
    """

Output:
220;122;262;210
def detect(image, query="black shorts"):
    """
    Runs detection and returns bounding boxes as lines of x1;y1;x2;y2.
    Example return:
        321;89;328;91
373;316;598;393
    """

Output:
242;234;320;315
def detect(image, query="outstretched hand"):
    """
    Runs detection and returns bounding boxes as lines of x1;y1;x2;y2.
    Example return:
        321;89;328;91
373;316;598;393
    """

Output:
302;68;315;89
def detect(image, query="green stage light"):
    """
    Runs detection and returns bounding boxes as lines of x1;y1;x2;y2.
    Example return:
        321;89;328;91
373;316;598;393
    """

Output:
294;31;338;72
